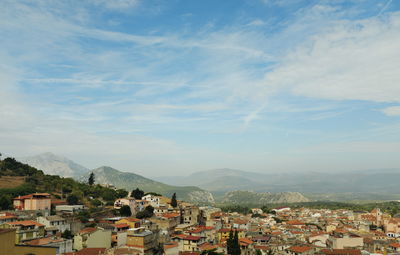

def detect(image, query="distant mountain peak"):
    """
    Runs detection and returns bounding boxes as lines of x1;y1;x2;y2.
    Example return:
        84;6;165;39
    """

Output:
18;152;89;178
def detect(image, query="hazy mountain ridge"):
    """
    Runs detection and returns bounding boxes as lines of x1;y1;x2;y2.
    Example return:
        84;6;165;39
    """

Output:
18;153;214;203
156;168;400;196
81;166;215;203
19;152;89;178
221;191;310;204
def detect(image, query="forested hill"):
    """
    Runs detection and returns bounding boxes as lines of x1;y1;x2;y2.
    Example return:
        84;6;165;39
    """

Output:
0;157;129;210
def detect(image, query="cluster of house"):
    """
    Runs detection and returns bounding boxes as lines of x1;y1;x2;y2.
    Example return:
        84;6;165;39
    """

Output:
2;192;400;255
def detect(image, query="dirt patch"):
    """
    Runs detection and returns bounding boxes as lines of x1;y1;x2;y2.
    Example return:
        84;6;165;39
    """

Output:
0;176;25;189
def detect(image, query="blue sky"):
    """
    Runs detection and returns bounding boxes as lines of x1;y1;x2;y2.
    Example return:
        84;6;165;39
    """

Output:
1;0;400;176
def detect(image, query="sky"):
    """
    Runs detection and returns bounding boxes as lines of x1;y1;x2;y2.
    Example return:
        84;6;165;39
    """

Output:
1;0;400;176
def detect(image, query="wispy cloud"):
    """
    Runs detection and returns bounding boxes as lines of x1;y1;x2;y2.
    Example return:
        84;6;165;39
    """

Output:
1;0;399;174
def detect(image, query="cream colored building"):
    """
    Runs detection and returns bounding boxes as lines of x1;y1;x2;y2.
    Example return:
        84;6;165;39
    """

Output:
13;193;51;211
126;227;159;255
327;234;363;249
73;227;112;250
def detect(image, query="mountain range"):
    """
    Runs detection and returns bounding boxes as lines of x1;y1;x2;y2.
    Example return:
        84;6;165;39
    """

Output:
155;167;400;201
20;153;400;203
18;153;214;203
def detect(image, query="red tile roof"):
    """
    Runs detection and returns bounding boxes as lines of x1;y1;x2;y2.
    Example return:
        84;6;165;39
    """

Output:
7;220;44;227
390;243;400;248
254;245;270;250
198;243;219;251
289;246;313;253
239;238;253;246
79;227;98;234
112;223;129;229
287;220;305;225
14;193;51;200
173;234;202;241
162;213;180;219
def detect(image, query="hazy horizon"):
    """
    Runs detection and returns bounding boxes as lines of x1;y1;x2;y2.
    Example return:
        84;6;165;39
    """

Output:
1;0;400;176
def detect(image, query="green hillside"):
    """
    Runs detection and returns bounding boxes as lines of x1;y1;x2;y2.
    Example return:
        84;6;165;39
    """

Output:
0;157;129;210
82;166;214;203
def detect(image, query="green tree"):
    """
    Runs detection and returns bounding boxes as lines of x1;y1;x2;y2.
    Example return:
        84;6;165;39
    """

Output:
171;193;178;208
91;199;102;207
136;205;154;219
233;230;240;255
0;194;12;210
78;210;90;223
66;194;79;205
227;230;240;255
131;188;144;199
88;172;95;185
61;229;73;239
227;229;234;255
120;205;132;216
256;250;262;255
116;189;128;198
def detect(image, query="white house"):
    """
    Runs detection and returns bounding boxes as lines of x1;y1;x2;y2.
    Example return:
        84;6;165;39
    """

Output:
37;215;70;233
142;194;161;207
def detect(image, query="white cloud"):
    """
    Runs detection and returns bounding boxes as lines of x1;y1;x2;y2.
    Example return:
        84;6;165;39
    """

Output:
264;12;400;103
382;106;400;116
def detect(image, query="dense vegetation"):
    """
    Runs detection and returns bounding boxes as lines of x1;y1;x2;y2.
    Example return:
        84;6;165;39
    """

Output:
0;157;129;210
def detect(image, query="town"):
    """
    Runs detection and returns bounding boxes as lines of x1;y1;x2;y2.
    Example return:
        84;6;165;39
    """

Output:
2;185;400;255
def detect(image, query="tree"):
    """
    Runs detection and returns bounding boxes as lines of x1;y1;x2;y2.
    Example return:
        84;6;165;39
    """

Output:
171;193;177;208
227;230;240;255
131;188;144;199
227;229;234;255
136;205;154;219
67;194;79;205
233;230;240;255
0;195;12;210
88;172;95;186
116;189;128;198
120;205;132;216
91;199;102;207
61;229;73;239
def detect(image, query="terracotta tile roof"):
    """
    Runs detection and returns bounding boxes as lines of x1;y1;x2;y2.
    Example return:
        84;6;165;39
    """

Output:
162;213;180;219
239;238;254;246
320;249;362;255
112;223;129;228
390;243;400;248
0;215;18;220
289;246;313;253
79;227;98;234
286;220;305;225
173;234;202;241
164;242;179;249
198;242;218;251
14;193;51;200
7;220;44;227
25;237;64;245
254;245;270;250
